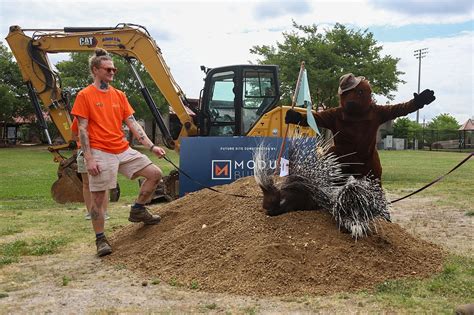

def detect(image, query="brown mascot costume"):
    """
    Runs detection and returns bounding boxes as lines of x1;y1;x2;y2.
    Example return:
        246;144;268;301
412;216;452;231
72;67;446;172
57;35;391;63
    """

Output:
285;73;436;183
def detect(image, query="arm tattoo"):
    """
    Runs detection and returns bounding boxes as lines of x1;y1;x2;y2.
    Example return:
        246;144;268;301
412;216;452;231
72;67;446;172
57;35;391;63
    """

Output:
78;117;91;155
127;115;152;146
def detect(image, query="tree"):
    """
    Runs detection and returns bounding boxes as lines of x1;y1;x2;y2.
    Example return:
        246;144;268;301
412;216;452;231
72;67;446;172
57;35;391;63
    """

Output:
250;22;405;108
55;53;167;120
55;52;91;93
424;113;460;143
393;117;421;138
0;41;30;123
427;113;460;130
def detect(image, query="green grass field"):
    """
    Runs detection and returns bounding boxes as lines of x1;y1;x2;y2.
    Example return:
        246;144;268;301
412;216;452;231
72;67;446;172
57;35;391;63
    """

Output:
0;145;472;312
379;150;473;210
0;145;178;265
0;145;179;201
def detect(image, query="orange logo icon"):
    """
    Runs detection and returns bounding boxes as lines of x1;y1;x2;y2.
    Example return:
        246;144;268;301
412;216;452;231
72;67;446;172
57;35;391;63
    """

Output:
215;164;228;176
212;160;232;180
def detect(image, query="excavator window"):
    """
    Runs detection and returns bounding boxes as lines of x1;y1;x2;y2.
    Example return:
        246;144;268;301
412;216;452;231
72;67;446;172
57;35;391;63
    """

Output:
208;71;236;136
201;65;280;136
242;70;277;133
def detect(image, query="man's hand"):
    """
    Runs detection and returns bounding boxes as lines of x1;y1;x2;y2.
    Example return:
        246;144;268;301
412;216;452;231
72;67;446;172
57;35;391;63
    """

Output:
151;146;166;158
86;158;101;176
285;109;303;125
413;89;436;108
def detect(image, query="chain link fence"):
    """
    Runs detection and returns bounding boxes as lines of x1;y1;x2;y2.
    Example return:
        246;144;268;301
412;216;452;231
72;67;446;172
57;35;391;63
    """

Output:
389;129;473;152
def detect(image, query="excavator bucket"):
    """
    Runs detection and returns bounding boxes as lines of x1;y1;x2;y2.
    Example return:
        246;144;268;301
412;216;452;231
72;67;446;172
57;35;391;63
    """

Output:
162;170;179;200
50;154;84;204
51;165;84;204
50;154;121;204
109;184;120;202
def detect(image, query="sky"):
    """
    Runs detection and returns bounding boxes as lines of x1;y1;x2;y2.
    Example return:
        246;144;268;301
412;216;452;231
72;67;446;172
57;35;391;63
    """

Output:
0;0;473;124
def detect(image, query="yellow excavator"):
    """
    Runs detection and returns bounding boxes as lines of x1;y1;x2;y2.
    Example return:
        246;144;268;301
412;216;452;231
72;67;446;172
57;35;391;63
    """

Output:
6;23;315;203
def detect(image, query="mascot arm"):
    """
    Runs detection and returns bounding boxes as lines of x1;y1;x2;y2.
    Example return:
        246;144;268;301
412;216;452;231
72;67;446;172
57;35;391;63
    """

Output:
285;108;336;129
378;89;436;123
314;108;338;130
377;100;421;123
285;108;338;130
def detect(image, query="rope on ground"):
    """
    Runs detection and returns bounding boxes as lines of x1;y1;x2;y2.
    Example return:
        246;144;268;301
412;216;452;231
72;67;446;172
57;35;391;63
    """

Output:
390;152;473;204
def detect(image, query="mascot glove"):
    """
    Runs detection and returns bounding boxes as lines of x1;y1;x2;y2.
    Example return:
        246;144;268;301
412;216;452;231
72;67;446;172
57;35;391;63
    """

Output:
413;89;436;108
285;109;303;125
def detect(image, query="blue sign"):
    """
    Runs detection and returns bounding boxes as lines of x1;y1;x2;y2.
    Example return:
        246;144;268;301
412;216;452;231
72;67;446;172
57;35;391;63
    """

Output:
179;137;284;196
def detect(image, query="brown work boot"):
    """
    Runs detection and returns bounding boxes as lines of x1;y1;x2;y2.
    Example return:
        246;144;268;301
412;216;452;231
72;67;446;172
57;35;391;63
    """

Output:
96;236;112;257
128;205;161;225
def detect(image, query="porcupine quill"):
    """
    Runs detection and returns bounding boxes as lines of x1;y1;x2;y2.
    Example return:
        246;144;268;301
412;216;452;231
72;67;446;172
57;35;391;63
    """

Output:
331;176;390;239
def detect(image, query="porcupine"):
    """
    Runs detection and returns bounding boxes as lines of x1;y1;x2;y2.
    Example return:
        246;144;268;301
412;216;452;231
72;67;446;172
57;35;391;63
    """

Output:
253;135;391;239
331;176;391;239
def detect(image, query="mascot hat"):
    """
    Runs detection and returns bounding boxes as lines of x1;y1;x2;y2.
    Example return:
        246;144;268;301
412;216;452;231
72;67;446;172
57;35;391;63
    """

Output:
338;73;365;95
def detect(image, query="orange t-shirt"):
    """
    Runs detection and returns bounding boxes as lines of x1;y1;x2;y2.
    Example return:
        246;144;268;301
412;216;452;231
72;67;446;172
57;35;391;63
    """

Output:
71;85;134;154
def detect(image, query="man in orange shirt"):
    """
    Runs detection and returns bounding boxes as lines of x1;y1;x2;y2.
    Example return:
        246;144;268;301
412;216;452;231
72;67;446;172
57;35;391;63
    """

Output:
72;48;166;257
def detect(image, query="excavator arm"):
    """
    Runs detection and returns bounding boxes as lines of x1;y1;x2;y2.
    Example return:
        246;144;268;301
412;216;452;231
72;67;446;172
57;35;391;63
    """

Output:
6;23;198;150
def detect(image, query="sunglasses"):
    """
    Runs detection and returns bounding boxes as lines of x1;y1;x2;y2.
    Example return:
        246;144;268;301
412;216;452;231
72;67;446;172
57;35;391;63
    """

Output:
100;67;118;74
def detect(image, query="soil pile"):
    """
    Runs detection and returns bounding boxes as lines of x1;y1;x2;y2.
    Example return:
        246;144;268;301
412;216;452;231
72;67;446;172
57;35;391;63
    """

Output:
108;177;445;297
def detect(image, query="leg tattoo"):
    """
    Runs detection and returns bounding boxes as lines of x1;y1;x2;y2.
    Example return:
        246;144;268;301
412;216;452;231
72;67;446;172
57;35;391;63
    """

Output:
90;207;100;220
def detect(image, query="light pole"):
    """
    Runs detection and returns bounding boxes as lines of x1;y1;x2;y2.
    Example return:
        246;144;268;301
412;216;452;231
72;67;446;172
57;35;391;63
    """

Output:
414;48;428;124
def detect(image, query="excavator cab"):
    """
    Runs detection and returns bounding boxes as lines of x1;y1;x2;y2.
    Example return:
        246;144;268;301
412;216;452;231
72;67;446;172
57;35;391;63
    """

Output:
200;65;280;136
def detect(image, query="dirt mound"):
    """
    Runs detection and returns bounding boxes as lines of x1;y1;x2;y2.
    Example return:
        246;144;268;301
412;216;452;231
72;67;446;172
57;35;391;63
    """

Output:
108;177;446;297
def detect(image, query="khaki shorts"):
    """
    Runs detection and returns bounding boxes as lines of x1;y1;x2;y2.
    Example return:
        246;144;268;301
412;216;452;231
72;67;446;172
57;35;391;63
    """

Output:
76;150;87;174
87;147;153;192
